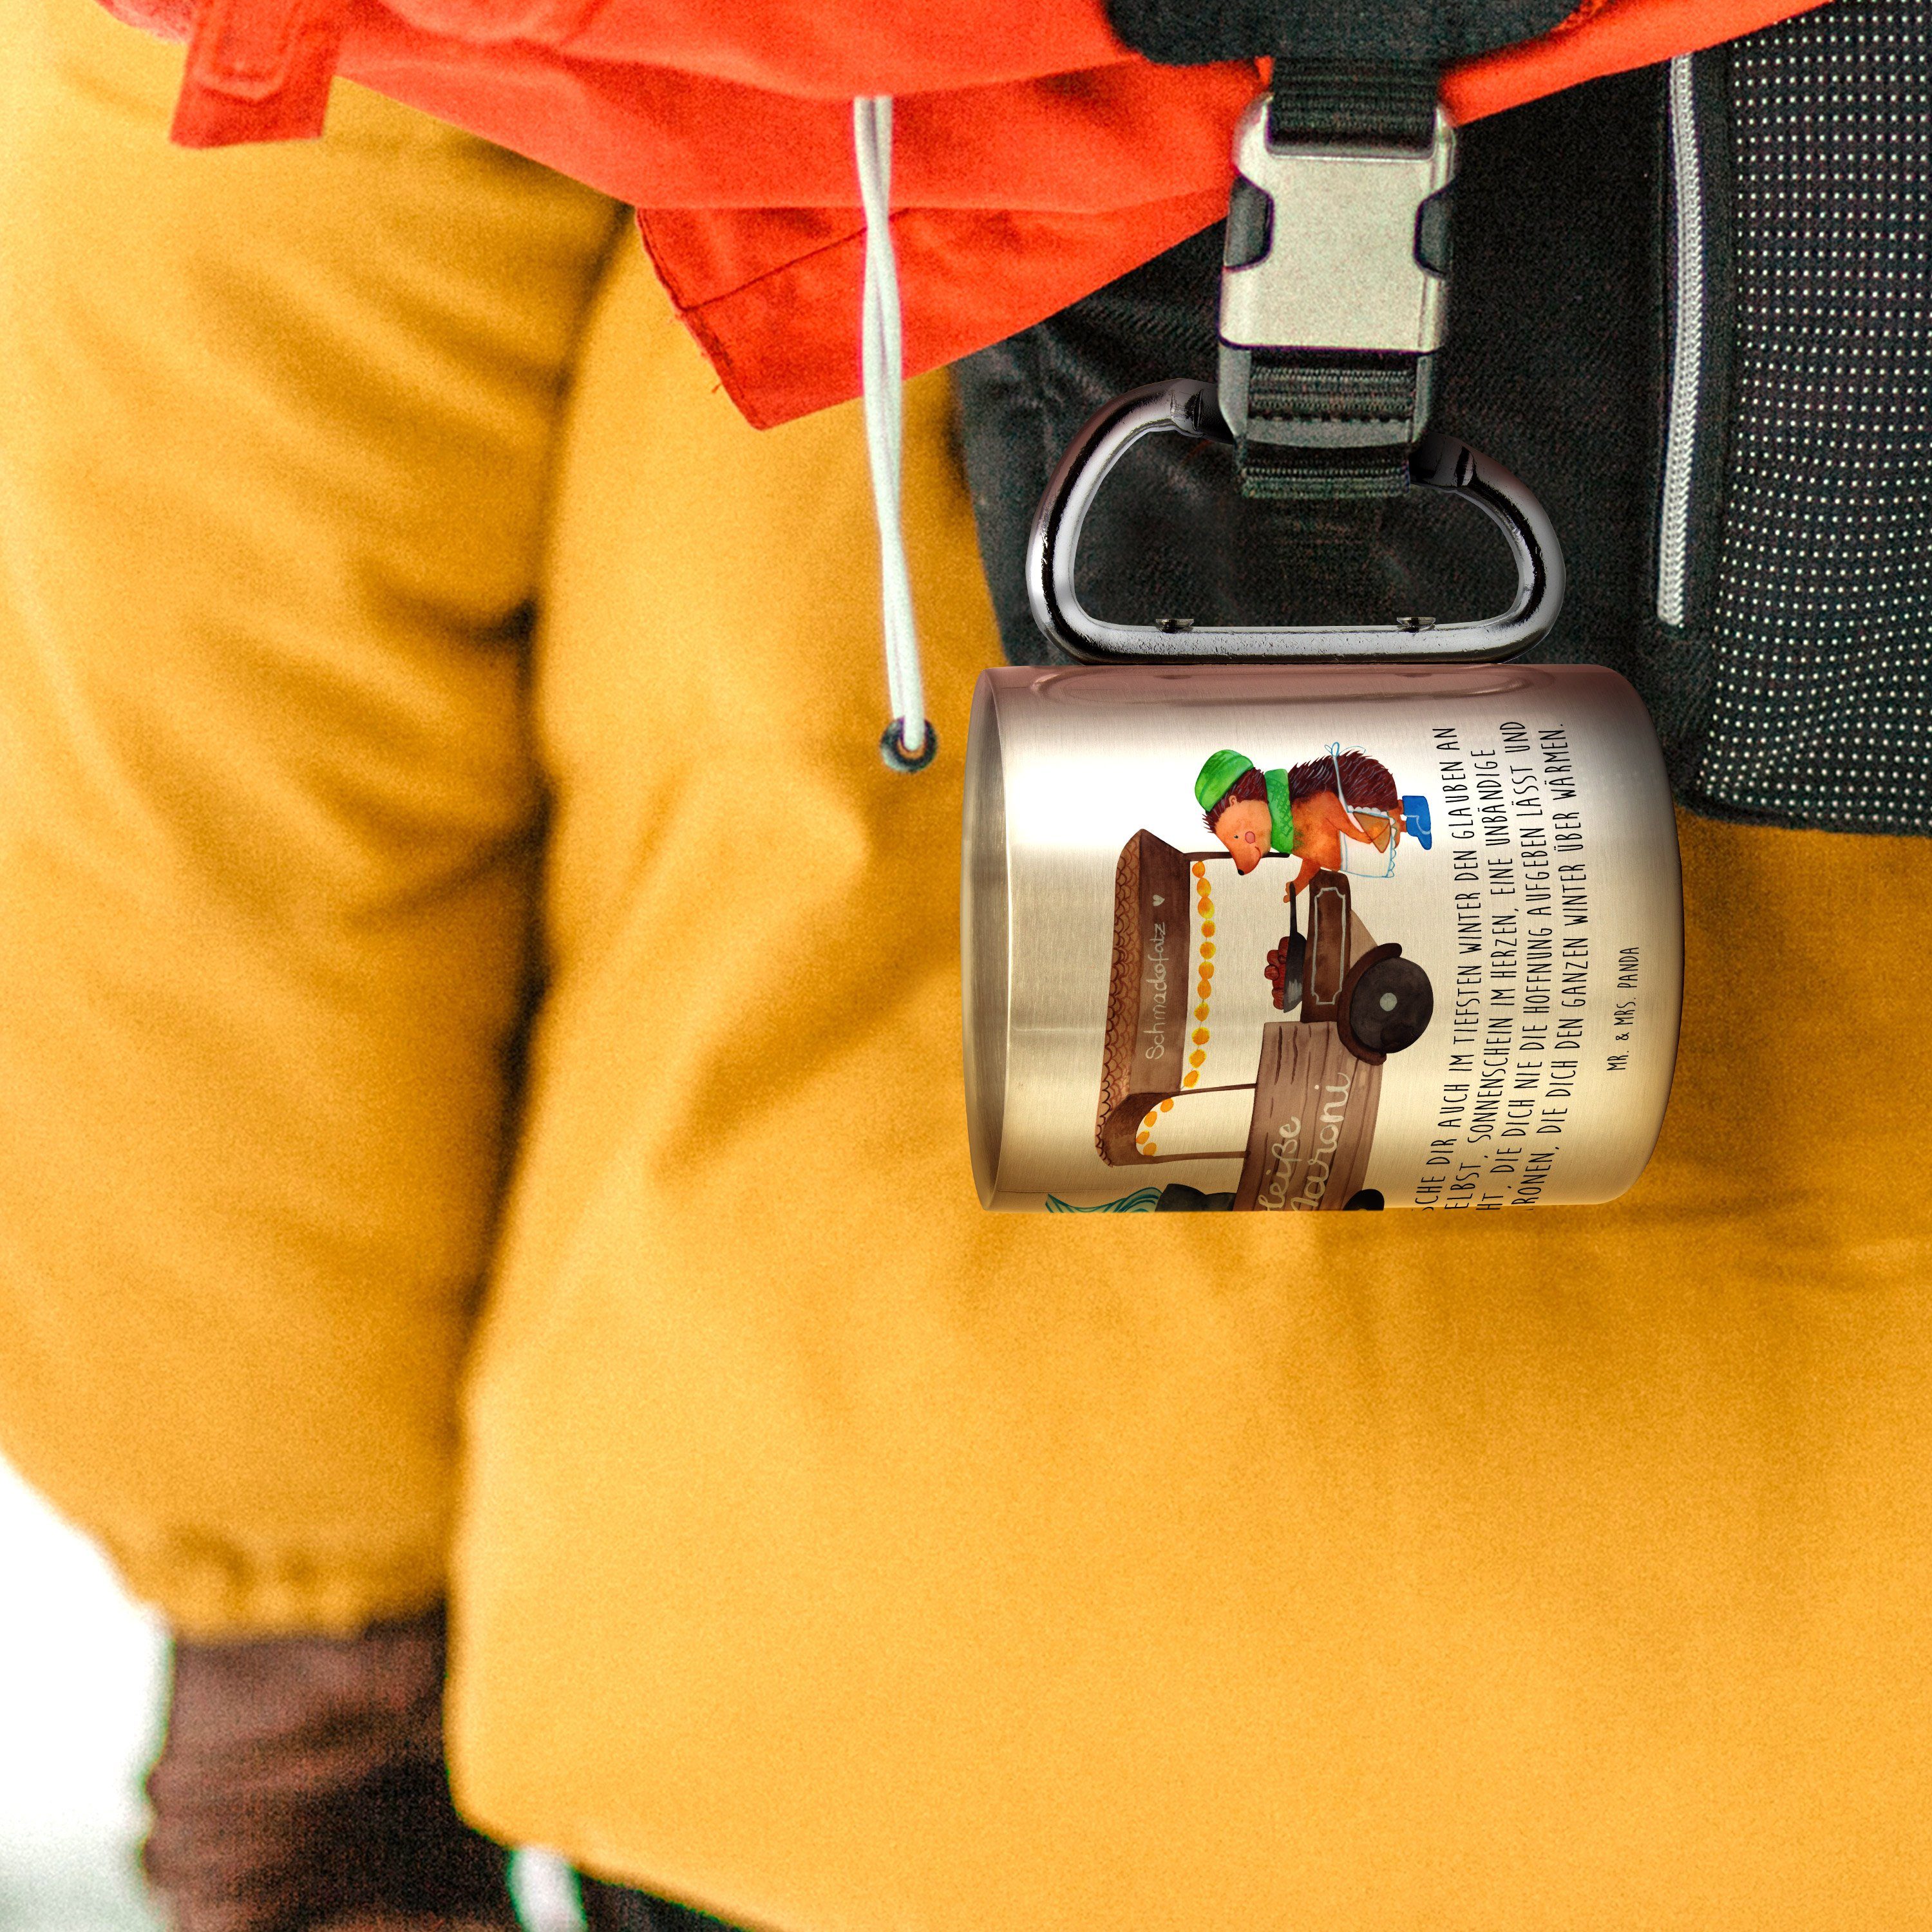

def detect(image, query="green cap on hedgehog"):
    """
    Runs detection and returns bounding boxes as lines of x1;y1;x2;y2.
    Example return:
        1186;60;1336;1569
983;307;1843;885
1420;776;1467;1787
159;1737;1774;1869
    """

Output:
1195;750;1295;873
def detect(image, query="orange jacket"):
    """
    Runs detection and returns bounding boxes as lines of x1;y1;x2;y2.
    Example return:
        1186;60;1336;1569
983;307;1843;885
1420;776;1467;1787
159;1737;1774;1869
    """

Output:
111;0;1831;424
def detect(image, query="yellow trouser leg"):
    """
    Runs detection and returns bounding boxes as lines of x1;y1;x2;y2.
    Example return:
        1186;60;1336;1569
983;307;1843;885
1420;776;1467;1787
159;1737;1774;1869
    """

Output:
451;241;1932;1932
0;0;624;1633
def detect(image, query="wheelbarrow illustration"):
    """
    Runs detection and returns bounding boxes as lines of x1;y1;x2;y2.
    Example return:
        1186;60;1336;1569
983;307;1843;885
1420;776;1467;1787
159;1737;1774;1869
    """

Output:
1095;831;1434;1211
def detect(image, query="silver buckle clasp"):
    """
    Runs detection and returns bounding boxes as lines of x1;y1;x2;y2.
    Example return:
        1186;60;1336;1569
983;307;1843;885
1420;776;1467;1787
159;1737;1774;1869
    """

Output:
1218;94;1457;446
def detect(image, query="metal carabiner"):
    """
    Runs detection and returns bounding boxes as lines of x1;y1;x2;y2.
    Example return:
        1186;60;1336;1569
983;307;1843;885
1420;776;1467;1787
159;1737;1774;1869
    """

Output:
1025;379;1565;665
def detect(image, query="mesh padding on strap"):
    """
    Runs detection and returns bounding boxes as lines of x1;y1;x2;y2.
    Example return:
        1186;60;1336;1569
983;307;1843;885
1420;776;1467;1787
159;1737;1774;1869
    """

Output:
1696;0;1932;833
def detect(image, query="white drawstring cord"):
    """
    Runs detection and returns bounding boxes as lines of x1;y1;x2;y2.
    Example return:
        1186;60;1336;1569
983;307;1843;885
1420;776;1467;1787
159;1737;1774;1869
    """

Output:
853;95;934;771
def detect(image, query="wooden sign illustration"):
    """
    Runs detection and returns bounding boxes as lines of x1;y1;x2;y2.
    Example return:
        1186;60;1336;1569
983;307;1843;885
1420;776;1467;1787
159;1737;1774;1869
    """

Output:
1095;832;1425;1212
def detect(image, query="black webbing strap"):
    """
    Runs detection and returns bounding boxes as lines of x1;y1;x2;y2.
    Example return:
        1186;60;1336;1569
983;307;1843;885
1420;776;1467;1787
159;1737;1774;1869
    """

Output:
1267;59;1436;147
1235;60;1441;502
1238;347;1421;499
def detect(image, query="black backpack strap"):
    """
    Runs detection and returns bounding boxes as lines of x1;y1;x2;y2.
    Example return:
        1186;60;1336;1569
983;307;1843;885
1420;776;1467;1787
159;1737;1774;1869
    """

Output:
1097;0;1579;502
1222;60;1452;501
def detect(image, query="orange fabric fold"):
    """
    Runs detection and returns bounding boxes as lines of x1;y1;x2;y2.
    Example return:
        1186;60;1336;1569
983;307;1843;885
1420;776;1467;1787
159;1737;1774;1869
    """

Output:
117;0;1835;420
642;193;1236;428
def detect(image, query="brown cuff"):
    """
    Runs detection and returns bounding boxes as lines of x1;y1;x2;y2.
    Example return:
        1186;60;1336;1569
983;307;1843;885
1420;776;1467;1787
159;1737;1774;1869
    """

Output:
144;1607;515;1932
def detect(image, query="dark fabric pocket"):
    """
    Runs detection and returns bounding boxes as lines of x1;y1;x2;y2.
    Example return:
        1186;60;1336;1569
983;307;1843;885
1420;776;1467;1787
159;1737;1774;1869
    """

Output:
1667;0;1932;836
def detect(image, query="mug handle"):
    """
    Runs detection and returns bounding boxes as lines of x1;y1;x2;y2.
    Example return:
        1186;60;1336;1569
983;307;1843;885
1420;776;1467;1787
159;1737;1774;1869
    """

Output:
1024;379;1565;665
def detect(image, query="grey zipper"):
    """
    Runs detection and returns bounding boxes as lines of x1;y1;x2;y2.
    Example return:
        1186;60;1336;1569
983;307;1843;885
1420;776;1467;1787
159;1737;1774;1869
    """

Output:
1656;52;1703;629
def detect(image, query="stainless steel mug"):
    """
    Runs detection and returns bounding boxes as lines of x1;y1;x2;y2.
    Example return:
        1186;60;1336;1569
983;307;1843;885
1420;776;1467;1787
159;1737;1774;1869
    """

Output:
962;662;1682;1213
